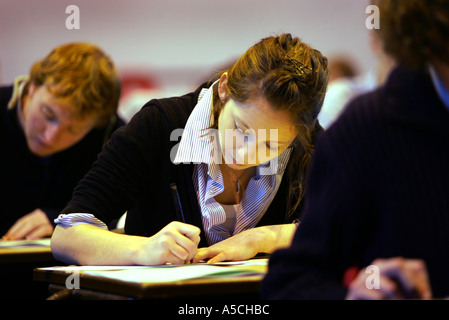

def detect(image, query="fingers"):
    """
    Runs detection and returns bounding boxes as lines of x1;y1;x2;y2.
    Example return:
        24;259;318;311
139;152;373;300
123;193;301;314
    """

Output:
193;247;214;263
3;219;27;241
168;232;197;263
23;224;54;240
2;209;53;241
205;252;227;264
348;273;411;300
193;247;227;264
193;232;261;264
346;274;387;300
171;221;201;247
375;258;432;299
346;257;432;300
154;221;201;265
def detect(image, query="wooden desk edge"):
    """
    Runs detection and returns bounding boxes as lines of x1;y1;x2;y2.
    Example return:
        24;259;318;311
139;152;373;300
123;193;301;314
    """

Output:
0;246;54;264
33;267;265;299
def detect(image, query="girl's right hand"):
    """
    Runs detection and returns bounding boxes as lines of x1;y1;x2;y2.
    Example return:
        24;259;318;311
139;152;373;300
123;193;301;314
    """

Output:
134;221;201;265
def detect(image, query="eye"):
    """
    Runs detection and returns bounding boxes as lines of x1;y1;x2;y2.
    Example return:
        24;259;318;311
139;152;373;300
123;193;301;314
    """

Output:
234;121;246;134
41;105;57;122
67;126;83;135
266;141;280;151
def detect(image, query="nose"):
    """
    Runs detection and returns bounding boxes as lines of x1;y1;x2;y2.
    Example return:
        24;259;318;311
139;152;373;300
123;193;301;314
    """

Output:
41;123;61;144
235;132;256;164
235;144;247;164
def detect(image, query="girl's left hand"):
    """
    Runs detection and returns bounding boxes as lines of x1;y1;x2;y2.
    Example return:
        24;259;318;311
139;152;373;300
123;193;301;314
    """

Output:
193;229;262;264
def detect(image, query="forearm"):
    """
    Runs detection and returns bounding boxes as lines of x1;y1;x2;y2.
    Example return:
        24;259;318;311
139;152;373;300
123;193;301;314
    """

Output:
51;224;144;266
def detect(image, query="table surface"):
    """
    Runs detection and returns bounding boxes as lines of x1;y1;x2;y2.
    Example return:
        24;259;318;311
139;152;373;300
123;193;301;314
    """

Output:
0;245;54;264
34;259;268;299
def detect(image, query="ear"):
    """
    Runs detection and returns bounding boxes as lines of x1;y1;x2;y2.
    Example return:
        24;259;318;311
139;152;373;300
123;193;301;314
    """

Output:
27;82;36;97
217;72;228;102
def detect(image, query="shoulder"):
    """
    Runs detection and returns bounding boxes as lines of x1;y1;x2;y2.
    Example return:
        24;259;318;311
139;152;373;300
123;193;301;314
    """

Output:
109;83;211;150
326;87;386;139
0;85;13;96
0;86;14;129
0;85;13;110
138;83;209;131
335;66;425;127
311;86;389;177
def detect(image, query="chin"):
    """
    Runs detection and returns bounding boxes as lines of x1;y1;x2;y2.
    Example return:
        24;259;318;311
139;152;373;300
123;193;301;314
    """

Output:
229;163;254;170
31;149;54;157
29;142;54;157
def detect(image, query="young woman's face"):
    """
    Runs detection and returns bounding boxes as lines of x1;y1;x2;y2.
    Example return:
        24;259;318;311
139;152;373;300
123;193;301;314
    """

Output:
21;84;97;157
217;75;297;170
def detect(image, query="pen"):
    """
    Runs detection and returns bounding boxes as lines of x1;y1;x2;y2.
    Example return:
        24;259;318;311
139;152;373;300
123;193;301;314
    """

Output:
170;183;193;264
170;183;186;223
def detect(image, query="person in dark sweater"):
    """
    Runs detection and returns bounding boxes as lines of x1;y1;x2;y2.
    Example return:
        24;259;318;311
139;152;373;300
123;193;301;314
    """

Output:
1;42;123;241
51;33;330;266
261;0;449;300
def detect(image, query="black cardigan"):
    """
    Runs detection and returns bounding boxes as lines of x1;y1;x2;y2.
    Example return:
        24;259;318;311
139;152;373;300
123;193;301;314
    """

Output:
0;85;124;236
62;83;307;247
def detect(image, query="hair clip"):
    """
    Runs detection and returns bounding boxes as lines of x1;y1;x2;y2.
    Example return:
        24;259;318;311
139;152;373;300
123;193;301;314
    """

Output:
284;55;312;75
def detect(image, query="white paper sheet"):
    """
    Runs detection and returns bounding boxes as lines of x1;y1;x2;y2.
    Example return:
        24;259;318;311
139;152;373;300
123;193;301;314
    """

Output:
37;259;268;283
84;264;261;283
0;238;51;247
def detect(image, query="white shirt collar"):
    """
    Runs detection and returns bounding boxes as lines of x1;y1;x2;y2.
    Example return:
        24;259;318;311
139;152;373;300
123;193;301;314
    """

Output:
172;83;217;165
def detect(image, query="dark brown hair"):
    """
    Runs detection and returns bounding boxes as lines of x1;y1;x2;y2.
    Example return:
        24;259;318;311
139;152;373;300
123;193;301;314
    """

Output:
209;33;329;217
376;0;449;69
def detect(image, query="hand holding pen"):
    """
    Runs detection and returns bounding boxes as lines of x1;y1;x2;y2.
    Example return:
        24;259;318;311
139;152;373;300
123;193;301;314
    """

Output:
169;183;199;264
133;221;200;265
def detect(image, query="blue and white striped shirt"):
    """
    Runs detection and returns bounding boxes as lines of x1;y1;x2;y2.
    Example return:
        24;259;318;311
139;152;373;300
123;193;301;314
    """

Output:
173;84;291;245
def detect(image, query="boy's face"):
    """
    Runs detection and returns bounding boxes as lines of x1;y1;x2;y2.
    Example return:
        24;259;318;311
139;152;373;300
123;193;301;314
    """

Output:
21;83;97;157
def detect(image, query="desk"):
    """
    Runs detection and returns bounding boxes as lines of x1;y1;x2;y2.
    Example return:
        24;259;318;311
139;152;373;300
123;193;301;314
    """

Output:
34;259;268;300
0;245;53;264
0;240;57;300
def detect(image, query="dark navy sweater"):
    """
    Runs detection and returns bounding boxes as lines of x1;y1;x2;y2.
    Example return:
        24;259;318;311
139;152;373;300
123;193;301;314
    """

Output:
262;66;449;299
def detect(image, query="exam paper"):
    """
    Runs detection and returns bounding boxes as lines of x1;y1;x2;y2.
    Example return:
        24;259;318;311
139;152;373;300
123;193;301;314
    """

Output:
83;264;263;283
37;259;268;283
0;238;51;247
38;265;150;272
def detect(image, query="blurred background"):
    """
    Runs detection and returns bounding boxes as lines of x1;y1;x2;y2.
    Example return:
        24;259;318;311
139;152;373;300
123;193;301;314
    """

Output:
0;0;376;122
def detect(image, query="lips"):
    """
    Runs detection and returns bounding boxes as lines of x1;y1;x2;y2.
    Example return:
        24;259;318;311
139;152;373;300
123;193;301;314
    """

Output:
224;155;242;165
232;161;246;167
32;137;54;155
223;150;251;167
228;156;249;169
35;138;50;149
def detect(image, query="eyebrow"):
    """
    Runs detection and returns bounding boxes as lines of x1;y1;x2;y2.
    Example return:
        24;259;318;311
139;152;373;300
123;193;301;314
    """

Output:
234;116;250;130
42;104;55;114
233;115;291;145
